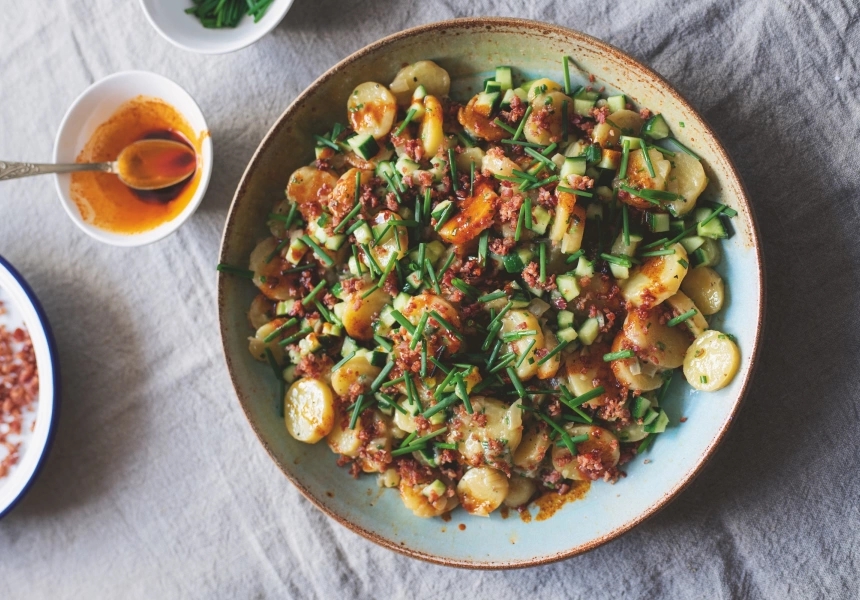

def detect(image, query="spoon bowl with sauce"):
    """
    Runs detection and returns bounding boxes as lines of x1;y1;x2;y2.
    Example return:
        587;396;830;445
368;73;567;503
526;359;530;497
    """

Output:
1;139;197;191
52;71;212;247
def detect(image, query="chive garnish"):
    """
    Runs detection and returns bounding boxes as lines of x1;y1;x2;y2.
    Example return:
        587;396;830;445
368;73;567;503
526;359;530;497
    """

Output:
515;202;525;242
527;408;577;455
420;340;428;377
425;258;441;294
603;349;635;361
557;185;594;198
278;326;313;346
640;248;676;257
390;310;416;335
619;138;631;178
524;197;533;230
335;202;362;234
642;237;669;250
451;278;479;299
422;394;459;418
360;244;381;275
501;329;537;342
516;339;537;368
699;204;728;227
314;134;339;151
538;242;546;283
429;310;463;340
410;312;429;350
667;309;697;327
263;318;298;343
216;263;254;278
513;106;533;141
524;147;557;170
600;252;633;267
537;339;570;365
565;249;586;264
679;258;689;269
619;183;683;204
395;108;418;135
348;394;368;429
566;386;605;407
657;370;674;404
489;353;517;373
641;143;657;177
493;119;518;136
331;351;356;373
301;280;326;306
370;361;395;393
300;235;335;266
501;138;543;149
478;290;506;303
561;100;569;141
345;219;367;236
469;160;475;196
506;367;526;398
667;137;701;160
435;442;458;451
374;334;393;352
637;435;655;454
663;223;698;247
562;55;572;94
433;203;455;232
448;148;458;186
391;427;449;454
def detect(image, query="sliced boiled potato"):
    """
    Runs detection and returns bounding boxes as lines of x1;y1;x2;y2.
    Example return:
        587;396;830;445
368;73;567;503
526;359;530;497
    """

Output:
284;378;335;443
680;266;724;315
347;82;397;140
249;237;296;301
457;467;509;516
536;325;561;379
620;148;672;210
459;95;507;142
623;307;691;369
400;480;458;518
341;287;390;341
503;475;537;508
248;294;273;330
247;318;288;363
551;425;620;481
401;293;462;353
524;92;568;145
447;397;523;468
592;110;643;149
665;291;709;337
621;243;689;308
419;95;445;157
455;146;485;173
389;60;451;105
683;330;740;391
330;167;373;220
526;78;563;101
512;422;551;473
481;150;520;177
286;166;339;221
370;210;409;268
563;344;616;407
330;353;382;397
609;332;663;391
549;191;577;243
665;151;708;215
327;406;362;457
499;309;544;381
437;183;497;245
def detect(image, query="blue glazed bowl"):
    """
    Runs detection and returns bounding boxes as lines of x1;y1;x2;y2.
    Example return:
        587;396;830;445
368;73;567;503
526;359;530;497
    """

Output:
0;255;61;519
217;18;764;568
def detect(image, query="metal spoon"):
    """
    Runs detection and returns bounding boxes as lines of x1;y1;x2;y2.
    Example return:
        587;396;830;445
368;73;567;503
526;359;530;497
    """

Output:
0;139;197;191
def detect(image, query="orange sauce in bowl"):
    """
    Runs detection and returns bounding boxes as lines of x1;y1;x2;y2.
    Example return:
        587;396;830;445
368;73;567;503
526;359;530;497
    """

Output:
70;96;207;235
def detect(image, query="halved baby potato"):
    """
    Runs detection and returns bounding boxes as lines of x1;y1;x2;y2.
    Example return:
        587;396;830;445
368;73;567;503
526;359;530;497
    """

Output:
347;82;397;140
389;60;451;105
286;166;339;221
621;243;689;308
419;95;445;157
665;151;708;216
609;332;664;391
623;307;691;369
499;309;545;381
619;148;672;210
249;237;296;301
551;424;620;481
524;91;568;145
370;210;409;268
459;96;508;142
447;397;523;468
665;291;709;337
563;343;616;407
680;266;724;315
342;287;391;341
284;378;335;443
437;183;498;246
457;467;509;516
683;330;740;391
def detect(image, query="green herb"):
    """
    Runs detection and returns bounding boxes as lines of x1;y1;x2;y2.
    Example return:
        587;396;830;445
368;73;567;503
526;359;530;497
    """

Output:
390;310;416;335
493;119;518;136
557;185;594;198
331;351;356;373
422;394;459;418
262;318;298;343
641;143;657;177
516;339;537;368
335;202;362;234
600;252;633;268
562;55;572;94
391;427;449;455
513;106;533;141
395;108;418;135
429;310;463;340
300;235;335;266
470;160;475;196
410;312;429;350
637;435;655;454
619;138;631;178
313;134;340;150
622;203;630;246
501;329;537;342
524;147;557;170
515;202;526;241
506;367;526;398
433;203;456;232
216;263;254;278
370;361;395;393
566;386;605;407
489;353;517;373
478;290;506;303
301;280;326;306
565;249;586;264
501;138;543;149
348;394;369;429
667;137;701;160
603;349;635;361
278;326;313;347
537;340;570;365
374;334;393;352
527;408;577;455
538;242;547;283
561;100;569;141
679;258;689;269
667;309;698;327
451;278;479;299
640;248;676;257
699;204;728;227
642;237;669;250
425;258;441;294
700;375;708;384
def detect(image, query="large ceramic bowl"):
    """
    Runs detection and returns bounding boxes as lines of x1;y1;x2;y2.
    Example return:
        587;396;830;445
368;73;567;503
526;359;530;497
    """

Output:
217;18;764;568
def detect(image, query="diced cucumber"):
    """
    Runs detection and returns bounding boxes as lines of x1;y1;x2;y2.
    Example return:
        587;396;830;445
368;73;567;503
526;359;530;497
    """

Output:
395;155;420;177
430;200;453;221
611;232;643;257
321;323;342;337
528;206;550;235
574;257;594;278
352;222;373;245
577;318;600;346
495;66;514;90
347;256;361;276
557;327;579;343
573;97;595;117
631;396;651;419
500;87;527;109
575;89;600;101
556;274;580;302
333;303;348;325
275;299;298;317
375;160;396;180
324;234;346;250
564;140;585;157
314;146;330;160
680;235;705;254
503;247;533;273
403;270;423;294
557;311;575;329
368;351;389;368
424;241;446;266
606;94;627;113
646;212;671;233
282;365;298;384
598;149;621;170
690;238;721;268
380;305;396;327
642;408;659;426
485;80;503;94
560;156;587;179
586;203;603;221
428;411;446;426
330;282;343;300
428;156;446;181
347;133;379;160
609;263;629;280
695;208;729;239
642;114;670;140
393;293;411;312
619;135;643;149
644;409;669;433
422;479;446;498
285;237;307;265
669;219;687;237
475;90;501;115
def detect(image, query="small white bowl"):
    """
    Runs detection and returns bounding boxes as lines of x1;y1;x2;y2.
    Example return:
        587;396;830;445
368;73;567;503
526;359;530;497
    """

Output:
53;71;213;247
0;255;60;519
139;0;295;55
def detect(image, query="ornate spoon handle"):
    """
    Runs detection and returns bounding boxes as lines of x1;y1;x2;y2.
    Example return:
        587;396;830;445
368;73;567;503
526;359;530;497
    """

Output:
0;160;114;181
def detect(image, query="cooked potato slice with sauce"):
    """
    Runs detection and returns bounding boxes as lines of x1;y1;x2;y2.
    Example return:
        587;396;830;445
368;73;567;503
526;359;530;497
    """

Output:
563;344;616;407
683;330;740;391
457;466;509;516
249;237;297;301
623;308;691;369
459;96;508;142
341;287;391;341
536;326;561;379
331;353;382;397
370;210;409;268
499;309;544;381
620;149;672;210
665;151;708;215
503;474;537;508
389;60;450;105
524;92;568;145
621;243;689;308
284;378;335;443
400;480;458;518
513;422;551;474
481;150;520;177
286;166;339;221
438;183;498;245
665;291;709;337
551;425;620;481
419;95;445;157
680;266;724;315
347;82;397;140
447;397;523;468
327;406;362;457
609;332;664;391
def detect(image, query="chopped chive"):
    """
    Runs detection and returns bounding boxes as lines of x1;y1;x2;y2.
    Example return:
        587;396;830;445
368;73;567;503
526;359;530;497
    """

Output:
667;137;701;160
301;280;326;306
600;252;633;267
700;375;708;384
528;175;559;190
566;386;605;407
278;326;313;346
300;235;335;267
381;172;403;204
439;252;456;278
429;310;463;340
667;309;697;327
501;138;542;148
619;139;631;178
637;435;655;454
482;321;502;351
641;143;657;177
448;148;458;186
640;248;676;257
217;263;254;278
524;147;557;170
565;249;586;264
512;169;539;184
489;353;517;373
557;185;594;198
435;442;458;451
478;290;506;303
538;242;546;283
603;349;635;361
332;351;356;372
488;300;513;330
487;339;503;368
346;219;367;236
470;160;475;196
334;202;362;234
348;394;368;429
619;183;683;203
425;258;441;294
360;244;381;275
433;203;456;232
516;339;537;368
703;202;738;218
395;107;418;135
456;375;473;414
390;310;416;335
374;335;393;352
410;312;429;350
501;329;537;342
506;367;526;398
541;143;558;157
350;245;363;275
370;361;395;393
663;223;699;247
515;202;526;242
393;427;448;453
658;371;674;404
524;197;533;230
264;347;281;379
513;106;533;141
528;408;577;455
314;134;339;150
537;339;570;365
650;145;676;157
423;188;432;222
422;394;459;418
493;174;524;183
420;340;428;377
699;204;728;227
400;431;418;448
622;203;630;246
263;318;298;343
679;258;689;269
451;278;480;299
493;118;518;136
642;237;669;250
562;55;572;94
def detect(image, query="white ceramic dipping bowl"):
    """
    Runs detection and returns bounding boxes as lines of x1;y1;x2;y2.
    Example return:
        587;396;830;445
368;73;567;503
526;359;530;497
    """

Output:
53;71;213;247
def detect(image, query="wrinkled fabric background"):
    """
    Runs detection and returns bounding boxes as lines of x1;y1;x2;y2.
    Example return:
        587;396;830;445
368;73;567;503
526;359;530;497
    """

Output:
1;1;858;598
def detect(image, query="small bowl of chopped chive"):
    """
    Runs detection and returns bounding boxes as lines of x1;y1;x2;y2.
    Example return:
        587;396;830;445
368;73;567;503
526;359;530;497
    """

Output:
139;0;294;55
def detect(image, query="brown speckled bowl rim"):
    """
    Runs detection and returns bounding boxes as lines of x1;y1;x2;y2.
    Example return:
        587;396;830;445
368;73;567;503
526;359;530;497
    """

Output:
217;17;766;569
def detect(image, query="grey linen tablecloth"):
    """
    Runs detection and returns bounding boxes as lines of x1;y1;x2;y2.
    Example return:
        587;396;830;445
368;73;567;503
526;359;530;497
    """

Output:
1;0;858;598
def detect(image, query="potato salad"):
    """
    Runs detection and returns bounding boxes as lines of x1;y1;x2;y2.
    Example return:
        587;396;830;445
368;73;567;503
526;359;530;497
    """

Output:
220;58;741;519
